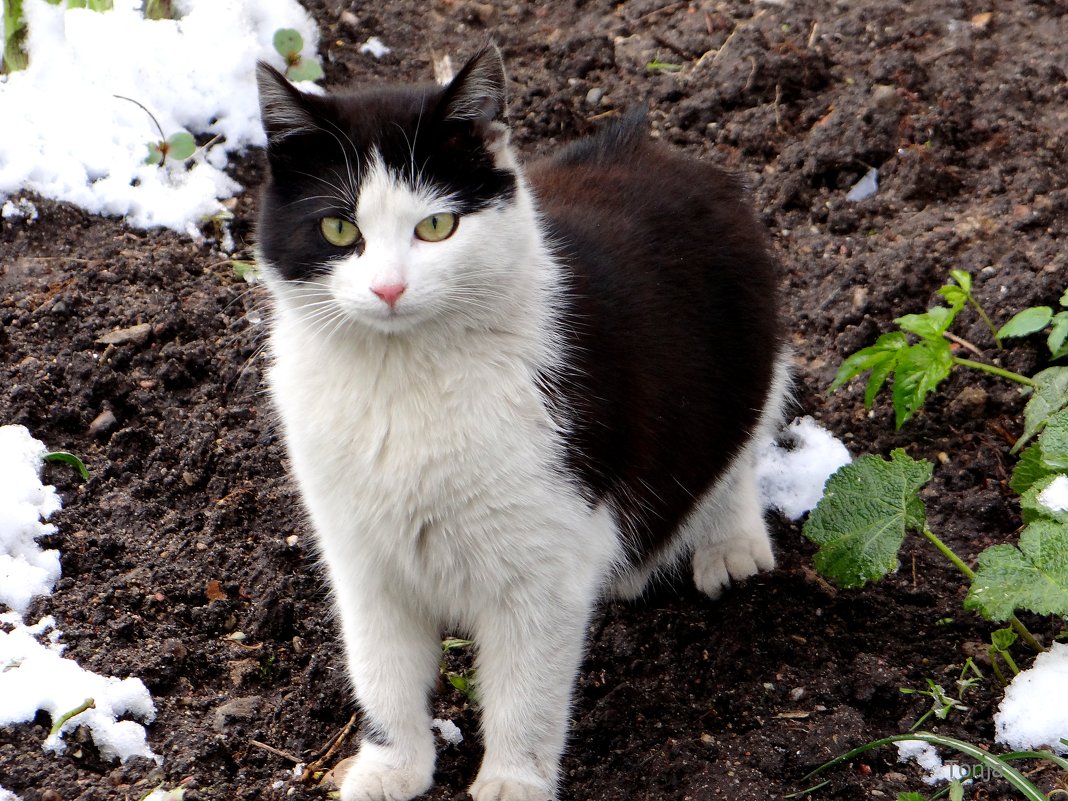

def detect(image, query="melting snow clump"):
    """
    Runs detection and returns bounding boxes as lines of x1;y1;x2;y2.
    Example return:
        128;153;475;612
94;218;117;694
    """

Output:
359;35;391;58
896;740;970;785
0;425;62;614
0;425;160;764
756;416;852;520
995;641;1068;754
0;0;320;233
433;718;463;746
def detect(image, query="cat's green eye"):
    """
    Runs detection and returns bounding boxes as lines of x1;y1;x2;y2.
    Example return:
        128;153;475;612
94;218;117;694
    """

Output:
414;213;458;242
320;216;361;247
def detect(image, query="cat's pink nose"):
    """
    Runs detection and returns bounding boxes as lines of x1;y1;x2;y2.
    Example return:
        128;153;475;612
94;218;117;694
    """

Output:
371;282;407;307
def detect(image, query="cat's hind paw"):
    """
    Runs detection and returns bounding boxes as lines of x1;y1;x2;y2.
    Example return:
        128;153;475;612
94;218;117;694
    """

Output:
469;777;553;801
336;757;433;801
692;534;774;600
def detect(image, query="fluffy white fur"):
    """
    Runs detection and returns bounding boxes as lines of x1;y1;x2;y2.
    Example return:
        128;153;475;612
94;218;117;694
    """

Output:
262;149;781;801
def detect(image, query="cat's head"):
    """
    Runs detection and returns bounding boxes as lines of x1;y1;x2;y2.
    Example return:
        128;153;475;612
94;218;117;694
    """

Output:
256;47;536;337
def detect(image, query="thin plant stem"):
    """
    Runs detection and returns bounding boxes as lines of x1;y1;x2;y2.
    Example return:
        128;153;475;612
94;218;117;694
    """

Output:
1010;616;1045;653
49;698;95;737
952;357;1037;387
999;647;1020;675
989;649;1007;686
921;529;1044;652
921;528;975;579
968;297;1004;350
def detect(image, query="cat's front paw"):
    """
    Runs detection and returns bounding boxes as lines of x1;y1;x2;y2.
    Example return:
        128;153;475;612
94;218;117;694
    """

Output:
692;532;774;600
335;751;434;801
469;777;553;801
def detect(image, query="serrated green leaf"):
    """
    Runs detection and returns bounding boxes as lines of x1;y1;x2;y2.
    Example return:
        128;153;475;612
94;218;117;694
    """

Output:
1048;312;1068;358
1011;443;1055;496
273;28;303;58
949;270;972;294
891;338;954;428
896;306;957;340
964;519;1068;621
865;355;896;408
830;331;908;394
145;142;163;164
1015;367;1068;452
1038;410;1068;470
285;56;324;83
166;130;195;161
803;450;932;589
998;306;1054;339
1020;475;1068;525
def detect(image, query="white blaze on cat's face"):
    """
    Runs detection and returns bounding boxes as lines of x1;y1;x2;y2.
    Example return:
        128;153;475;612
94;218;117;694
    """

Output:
316;152;531;335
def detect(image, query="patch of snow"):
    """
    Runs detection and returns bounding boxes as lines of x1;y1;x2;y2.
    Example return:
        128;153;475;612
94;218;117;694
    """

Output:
756;416;852;520
432;717;463;746
1;198;38;221
1037;475;1068;514
0;425;62;614
846;167;879;201
0;426;159;764
0;614;159;763
995;641;1068;754
359;35;391;58
896;740;970;784
0;0;320;233
0;787;24;801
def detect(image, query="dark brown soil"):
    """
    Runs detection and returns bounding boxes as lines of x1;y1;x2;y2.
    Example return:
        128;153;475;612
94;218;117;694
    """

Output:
2;1;1066;800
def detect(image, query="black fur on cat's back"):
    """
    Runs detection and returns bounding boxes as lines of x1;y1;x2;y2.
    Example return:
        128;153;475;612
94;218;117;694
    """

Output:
529;115;783;563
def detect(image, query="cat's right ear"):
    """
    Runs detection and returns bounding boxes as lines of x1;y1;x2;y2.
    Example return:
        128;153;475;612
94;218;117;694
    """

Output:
256;62;319;144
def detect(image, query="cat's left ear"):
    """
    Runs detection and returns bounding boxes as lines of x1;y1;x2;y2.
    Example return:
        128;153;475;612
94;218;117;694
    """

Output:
439;45;509;148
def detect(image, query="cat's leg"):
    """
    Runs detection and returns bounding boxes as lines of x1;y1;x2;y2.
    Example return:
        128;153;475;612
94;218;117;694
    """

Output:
467;585;593;801
333;580;441;801
687;452;775;600
467;507;617;801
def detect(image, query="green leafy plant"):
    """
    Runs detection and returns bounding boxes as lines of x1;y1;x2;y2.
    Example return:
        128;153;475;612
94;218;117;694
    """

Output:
141;0;177;20
2;0;28;73
831;271;1067;428
273;28;323;82
48;697;95;738
804;449;1066;649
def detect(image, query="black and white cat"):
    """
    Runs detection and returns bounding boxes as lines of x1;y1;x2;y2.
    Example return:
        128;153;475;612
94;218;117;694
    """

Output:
255;46;787;801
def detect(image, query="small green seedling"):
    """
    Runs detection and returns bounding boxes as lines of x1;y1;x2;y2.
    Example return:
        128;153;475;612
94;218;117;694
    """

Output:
441;637;476;699
900;679;969;731
273;28;324;82
646;58;684;73
113;94;197;166
141;0;176;20
831;270;1067;429
231;259;260;283
49;697;95;738
44;450;89;480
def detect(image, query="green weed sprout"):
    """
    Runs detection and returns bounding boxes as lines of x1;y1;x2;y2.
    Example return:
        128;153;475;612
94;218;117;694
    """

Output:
441;637;476;699
113;95;196;166
273;28;323;82
900;660;982;731
44;450;89;480
48;697;95;738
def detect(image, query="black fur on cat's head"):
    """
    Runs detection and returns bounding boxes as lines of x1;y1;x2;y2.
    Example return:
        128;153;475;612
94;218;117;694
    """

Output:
255;46;517;280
